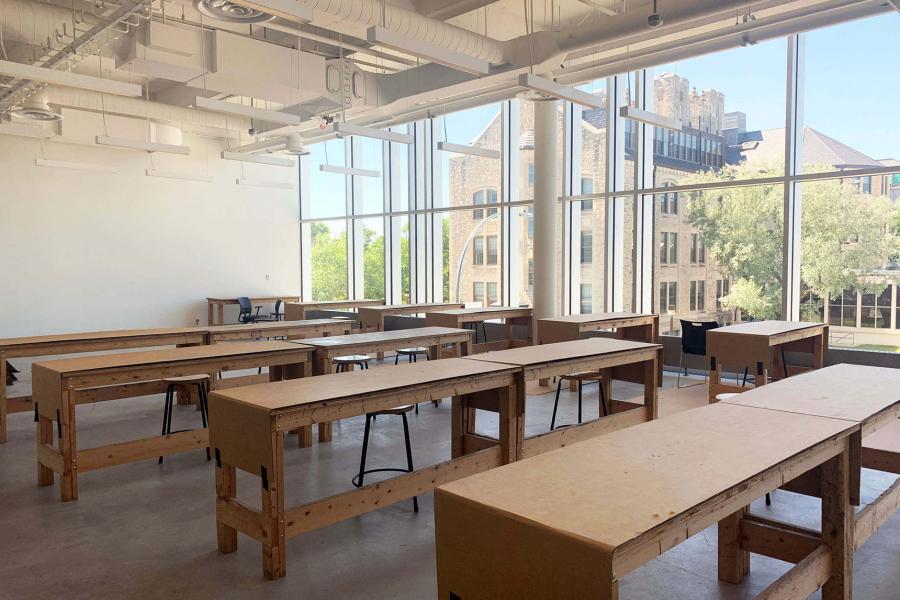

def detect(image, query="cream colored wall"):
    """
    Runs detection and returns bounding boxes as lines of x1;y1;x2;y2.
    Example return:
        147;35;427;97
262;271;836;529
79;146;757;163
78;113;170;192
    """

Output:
0;133;300;337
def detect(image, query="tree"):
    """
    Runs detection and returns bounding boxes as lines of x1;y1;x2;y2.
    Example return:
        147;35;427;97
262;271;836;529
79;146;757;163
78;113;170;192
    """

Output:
310;223;347;301
362;226;385;300
685;163;896;320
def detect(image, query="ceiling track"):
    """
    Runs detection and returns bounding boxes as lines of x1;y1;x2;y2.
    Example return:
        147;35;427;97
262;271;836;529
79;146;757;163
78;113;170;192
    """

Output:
0;0;149;111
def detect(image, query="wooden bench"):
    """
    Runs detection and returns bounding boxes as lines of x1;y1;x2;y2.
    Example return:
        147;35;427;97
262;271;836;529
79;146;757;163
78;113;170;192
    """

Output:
707;320;828;402
462;338;660;458
33;341;312;502
208;358;519;579
206;295;300;325
283;299;384;321
435;364;900;599
426;306;533;353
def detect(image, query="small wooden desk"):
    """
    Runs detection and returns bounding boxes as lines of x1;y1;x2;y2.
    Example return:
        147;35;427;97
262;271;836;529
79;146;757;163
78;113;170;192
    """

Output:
357;302;466;332
208;358;519;579
0;327;208;444
206;295;300;325
206;319;351;343
435;402;862;600
463;338;660;458
283;299;384;321
426;306;533;353
707;320;828;402
33;341;311;502
537;311;659;345
294;327;473;447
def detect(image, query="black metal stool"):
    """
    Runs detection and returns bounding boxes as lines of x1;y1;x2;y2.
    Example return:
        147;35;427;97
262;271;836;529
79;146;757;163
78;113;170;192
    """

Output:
333;355;371;372
351;404;418;512
550;371;607;430
395;348;430;414
159;374;210;463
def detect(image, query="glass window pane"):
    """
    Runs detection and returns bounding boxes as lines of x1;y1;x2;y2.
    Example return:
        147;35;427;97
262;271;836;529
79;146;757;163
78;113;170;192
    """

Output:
360;218;384;300
307;220;348;300
355;137;383;215
439;104;501;211
305;139;347;219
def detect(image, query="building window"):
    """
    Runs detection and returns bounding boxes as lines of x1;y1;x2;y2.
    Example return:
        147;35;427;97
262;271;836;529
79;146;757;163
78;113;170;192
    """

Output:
473;282;484;303
580;231;593;264
472;188;498;219
486;235;498;266
716;279;730;310
659;183;678;215
527;163;535;187
690;280;706;311
690;234;705;265
473;237;484;265
861;287;891;329
528;259;534;287
660;232;677;265
487;282;498;305
527;209;534;238
828;290;858;327
580;284;593;314
659;282;677;312
581;178;593;211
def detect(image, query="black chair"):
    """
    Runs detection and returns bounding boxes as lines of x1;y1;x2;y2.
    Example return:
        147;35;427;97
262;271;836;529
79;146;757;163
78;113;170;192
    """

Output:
352;404;418;512
159;375;210;463
269;299;284;321
678;319;719;388
237;297;264;323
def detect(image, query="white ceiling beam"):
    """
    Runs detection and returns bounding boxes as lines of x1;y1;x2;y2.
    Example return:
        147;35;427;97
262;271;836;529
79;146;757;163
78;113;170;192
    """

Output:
367;26;492;76
195;97;303;127
0;60;142;97
518;74;603;109
575;0;618;15
0;123;54;139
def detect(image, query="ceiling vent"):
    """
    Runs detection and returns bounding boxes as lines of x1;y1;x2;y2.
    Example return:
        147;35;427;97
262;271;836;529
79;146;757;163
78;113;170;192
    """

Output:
194;0;275;24
11;94;62;122
282;133;309;156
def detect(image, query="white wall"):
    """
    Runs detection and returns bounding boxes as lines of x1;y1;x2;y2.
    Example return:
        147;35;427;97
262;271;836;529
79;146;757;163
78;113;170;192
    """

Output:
0;131;300;337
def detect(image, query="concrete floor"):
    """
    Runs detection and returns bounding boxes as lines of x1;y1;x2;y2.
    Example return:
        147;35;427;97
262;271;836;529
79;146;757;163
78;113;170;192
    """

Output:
1;361;899;599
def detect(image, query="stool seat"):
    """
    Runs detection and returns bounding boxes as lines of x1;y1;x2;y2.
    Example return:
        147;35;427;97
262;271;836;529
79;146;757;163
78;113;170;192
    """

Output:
333;355;371;363
715;392;741;402
162;374;210;384
372;404;415;417
559;371;605;382
397;347;428;355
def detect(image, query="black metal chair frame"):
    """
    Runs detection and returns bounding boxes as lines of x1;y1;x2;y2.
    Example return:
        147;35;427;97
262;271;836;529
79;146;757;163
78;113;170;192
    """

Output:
677;319;719;388
159;380;210;463
395;349;431;413
550;374;608;430
352;409;418;512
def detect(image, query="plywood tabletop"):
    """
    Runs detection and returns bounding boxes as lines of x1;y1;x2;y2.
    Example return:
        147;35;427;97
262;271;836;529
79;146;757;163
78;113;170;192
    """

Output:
721;363;900;423
206;295;299;301
464;337;659;367
365;302;465;312
205;319;346;333
433;306;532;316
286;299;384;307
0;326;205;348
209;358;518;413
33;341;310;374
709;320;824;337
538;312;653;325
437;402;853;555
299;327;471;347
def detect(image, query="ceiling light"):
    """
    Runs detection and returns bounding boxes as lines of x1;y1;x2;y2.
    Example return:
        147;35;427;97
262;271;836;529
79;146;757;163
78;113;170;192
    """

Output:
331;122;414;144
195;97;302;127
319;165;380;178
0;60;143;97
96;136;191;155
367;26;491;76
619;106;683;130
10;94;61;122
518;74;603;109
647;0;663;28
146;169;212;182
236;178;294;189
436;142;500;159
35;159;117;173
222;151;295;167
283;133;310;156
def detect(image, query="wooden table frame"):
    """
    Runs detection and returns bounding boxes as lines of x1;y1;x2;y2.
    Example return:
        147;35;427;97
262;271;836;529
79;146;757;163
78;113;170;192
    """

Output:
426;307;533;353
463;338;660;459
292;327;473;447
208;359;519;579
357;302;466;333
707;320;828;402
206;319;351;343
206;295;300;325
283;299;384;321
33;341;312;502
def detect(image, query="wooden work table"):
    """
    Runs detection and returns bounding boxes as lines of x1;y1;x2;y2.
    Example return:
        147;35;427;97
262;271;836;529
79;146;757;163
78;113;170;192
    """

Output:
33;341;312;502
208;358;519;579
436;365;900;599
707;320;828;402
206;295;300;325
425;306;533;353
357;302;465;332
206;319;350;342
463;338;660;458
283;299;384;321
292;326;473;447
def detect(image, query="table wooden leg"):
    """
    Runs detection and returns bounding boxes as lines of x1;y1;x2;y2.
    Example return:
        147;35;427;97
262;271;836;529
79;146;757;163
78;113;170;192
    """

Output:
217;304;225;326
296;426;313;448
215;463;238;553
513;372;526;460
814;330;827;370
497;384;516;464
644;357;658;420
0;357;6;444
261;433;286;580
821;445;852;600
59;389;78;502
317;423;332;443
718;507;749;583
207;302;214;326
37;414;54;486
451;395;464;459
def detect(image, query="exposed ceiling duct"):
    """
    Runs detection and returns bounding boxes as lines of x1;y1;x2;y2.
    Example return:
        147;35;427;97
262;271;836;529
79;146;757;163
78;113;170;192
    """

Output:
194;0;276;23
10;92;61;122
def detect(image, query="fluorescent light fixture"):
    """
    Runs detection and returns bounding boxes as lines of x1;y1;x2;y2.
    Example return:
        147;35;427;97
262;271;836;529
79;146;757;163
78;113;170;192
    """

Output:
35;158;117;173
619;106;683;130
97;135;191;155
146;169;212;182
221;151;295;167
229;0;313;23
518;73;603;109
236;178;294;189
0;60;143;97
367;26;491;76
436;141;500;159
319;165;380;178
332;122;414;144
0;123;54;139
195;97;302;127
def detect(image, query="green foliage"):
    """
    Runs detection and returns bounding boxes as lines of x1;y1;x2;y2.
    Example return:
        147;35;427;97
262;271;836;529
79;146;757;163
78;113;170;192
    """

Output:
310;223;347;301
362;226;384;300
